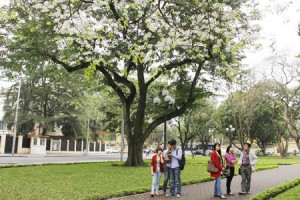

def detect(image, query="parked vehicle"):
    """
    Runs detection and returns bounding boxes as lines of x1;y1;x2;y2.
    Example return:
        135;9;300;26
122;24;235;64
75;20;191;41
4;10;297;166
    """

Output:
205;149;213;156
143;148;151;153
193;149;204;156
255;149;273;156
106;148;120;153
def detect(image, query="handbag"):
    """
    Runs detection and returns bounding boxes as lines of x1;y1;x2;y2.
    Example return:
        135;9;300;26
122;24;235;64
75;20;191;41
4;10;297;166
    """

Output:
207;160;219;173
222;168;231;177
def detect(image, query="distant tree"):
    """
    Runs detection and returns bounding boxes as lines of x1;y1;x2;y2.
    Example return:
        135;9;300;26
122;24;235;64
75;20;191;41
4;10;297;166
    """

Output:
174;98;216;155
270;55;300;151
3;66;86;137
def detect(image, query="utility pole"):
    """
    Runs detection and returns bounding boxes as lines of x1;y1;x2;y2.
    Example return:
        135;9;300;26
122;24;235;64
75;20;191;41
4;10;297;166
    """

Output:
12;77;22;156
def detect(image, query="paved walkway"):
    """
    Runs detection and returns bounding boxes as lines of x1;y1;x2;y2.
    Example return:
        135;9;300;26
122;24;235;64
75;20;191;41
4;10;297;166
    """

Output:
109;163;300;200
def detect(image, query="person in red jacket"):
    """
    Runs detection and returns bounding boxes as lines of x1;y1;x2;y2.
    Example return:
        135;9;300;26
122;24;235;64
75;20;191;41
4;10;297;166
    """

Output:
211;143;227;199
151;146;164;197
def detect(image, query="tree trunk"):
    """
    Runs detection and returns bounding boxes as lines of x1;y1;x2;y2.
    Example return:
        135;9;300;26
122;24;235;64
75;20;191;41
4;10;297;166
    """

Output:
190;140;195;159
201;141;208;155
295;137;300;151
125;135;146;166
277;139;289;157
181;141;187;153
276;128;289;157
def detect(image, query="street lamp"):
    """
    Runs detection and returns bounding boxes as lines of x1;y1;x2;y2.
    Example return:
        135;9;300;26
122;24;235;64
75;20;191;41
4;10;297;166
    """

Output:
226;125;235;145
153;89;175;150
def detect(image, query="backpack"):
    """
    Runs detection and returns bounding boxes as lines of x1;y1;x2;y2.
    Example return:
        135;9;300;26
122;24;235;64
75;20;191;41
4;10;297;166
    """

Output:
176;148;186;170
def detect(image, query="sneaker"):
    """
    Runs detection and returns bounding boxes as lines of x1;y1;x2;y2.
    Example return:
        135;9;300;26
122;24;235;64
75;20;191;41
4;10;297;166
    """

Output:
238;192;247;195
220;195;227;199
150;194;154;197
176;194;181;198
165;193;171;197
155;193;160;196
227;192;234;195
246;192;251;194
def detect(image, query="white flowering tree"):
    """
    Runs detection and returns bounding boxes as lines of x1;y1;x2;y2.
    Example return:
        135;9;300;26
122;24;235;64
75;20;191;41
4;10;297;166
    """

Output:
0;0;258;166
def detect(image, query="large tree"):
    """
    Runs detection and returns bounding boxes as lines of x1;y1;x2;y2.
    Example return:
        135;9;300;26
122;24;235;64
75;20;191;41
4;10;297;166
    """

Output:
0;0;258;166
3;65;87;137
270;56;300;151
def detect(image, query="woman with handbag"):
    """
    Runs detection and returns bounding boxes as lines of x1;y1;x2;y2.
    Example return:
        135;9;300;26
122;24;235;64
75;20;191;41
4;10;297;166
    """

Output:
211;143;226;199
225;145;237;195
150;146;164;197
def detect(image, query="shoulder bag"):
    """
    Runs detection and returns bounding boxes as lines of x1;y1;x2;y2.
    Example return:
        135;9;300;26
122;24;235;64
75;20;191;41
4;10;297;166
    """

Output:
207;160;219;173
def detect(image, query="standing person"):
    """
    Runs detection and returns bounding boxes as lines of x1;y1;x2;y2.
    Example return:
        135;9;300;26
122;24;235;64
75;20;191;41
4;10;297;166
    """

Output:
225;145;237;195
211;143;227;199
162;141;172;195
238;143;258;195
166;139;182;198
151;146;164;197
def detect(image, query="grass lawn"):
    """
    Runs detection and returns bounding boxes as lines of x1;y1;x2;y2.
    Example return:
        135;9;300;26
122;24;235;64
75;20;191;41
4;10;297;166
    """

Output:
1;156;300;200
271;183;300;200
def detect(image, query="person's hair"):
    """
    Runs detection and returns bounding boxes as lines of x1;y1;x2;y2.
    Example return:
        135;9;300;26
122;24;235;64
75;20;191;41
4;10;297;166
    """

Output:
226;145;232;153
213;143;223;162
169;139;177;146
244;142;251;148
156;146;163;153
213;143;220;150
167;140;171;145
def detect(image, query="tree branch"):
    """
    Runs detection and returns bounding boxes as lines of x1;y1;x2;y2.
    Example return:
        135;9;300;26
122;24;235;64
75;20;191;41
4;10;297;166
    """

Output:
108;0;127;39
95;66;128;102
80;0;94;3
146;58;193;87
143;59;207;140
51;57;89;72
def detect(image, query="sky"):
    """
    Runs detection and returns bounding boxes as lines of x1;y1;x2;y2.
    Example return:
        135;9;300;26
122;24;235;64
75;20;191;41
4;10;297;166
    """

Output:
0;0;300;89
244;1;300;74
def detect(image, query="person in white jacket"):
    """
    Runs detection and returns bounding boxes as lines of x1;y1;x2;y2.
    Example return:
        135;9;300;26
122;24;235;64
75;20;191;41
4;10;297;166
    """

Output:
238;143;258;195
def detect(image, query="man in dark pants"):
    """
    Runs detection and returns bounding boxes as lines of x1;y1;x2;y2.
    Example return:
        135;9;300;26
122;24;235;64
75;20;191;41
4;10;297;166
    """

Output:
166;139;182;198
162;141;172;195
238;143;258;195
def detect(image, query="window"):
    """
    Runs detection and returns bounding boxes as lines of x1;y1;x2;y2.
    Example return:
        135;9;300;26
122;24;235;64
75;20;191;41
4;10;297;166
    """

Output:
40;138;45;146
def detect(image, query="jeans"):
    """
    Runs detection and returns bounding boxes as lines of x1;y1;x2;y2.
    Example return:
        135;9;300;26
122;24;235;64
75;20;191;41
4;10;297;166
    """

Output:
241;166;252;192
163;165;170;192
214;177;223;196
170;167;181;195
151;171;162;194
226;166;235;193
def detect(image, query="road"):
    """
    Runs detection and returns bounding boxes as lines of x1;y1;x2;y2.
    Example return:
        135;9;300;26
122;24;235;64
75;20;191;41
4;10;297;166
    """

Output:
0;152;133;165
0;151;191;165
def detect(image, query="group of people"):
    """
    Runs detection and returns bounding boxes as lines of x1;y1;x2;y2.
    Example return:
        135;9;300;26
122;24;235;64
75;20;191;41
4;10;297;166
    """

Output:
150;140;258;199
150;139;182;198
210;142;258;199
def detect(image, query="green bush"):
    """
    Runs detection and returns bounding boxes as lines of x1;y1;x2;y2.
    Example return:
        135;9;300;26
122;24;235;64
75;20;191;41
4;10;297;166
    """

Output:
251;178;300;200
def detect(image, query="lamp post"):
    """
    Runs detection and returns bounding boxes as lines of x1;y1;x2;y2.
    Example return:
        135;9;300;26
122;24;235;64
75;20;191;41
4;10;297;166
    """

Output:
12;76;22;156
153;89;175;150
226;125;235;145
85;110;90;156
120;109;125;161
